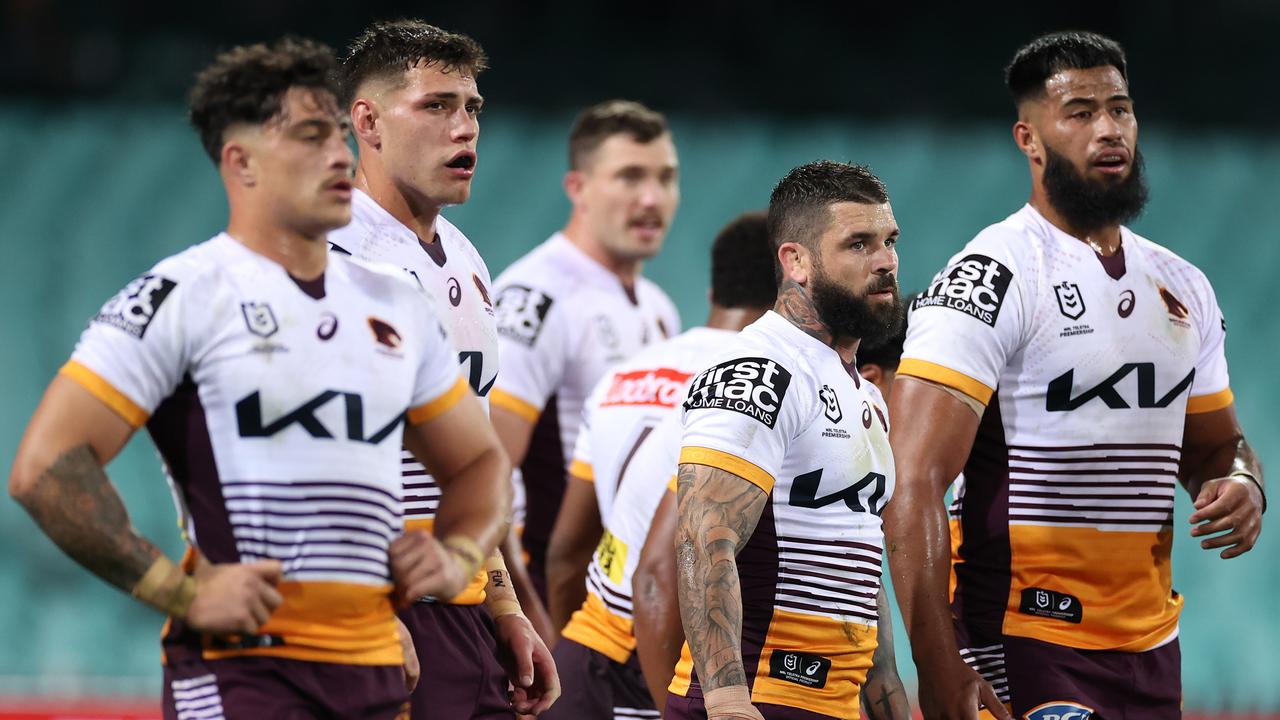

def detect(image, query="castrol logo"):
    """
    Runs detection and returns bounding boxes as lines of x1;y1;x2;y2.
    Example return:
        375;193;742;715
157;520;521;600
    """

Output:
601;368;692;408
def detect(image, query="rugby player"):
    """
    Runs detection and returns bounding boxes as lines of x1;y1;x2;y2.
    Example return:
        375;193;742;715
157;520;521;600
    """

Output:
883;31;1265;719
670;161;905;720
489;100;682;602
329;20;556;718
541;211;777;720
9;38;510;720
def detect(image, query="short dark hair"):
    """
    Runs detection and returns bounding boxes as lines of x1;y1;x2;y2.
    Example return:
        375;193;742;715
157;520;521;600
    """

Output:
710;211;777;310
188;36;340;163
341;20;488;105
1005;31;1128;106
767;161;889;281
856;292;914;371
568;100;670;170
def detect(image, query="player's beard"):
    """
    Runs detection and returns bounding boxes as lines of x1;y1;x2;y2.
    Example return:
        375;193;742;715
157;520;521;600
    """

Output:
1043;143;1149;235
809;265;903;347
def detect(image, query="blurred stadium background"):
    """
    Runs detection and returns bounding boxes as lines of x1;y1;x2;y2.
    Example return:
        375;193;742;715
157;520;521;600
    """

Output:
2;1;1278;716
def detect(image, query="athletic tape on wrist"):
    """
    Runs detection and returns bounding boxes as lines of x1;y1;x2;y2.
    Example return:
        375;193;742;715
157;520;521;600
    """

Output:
131;556;196;617
703;686;760;719
442;534;485;579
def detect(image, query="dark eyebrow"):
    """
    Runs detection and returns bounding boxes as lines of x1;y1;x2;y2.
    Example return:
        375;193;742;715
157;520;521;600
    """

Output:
290;118;335;133
416;91;485;105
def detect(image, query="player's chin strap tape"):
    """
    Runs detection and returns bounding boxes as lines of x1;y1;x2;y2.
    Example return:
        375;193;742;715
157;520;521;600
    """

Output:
1230;471;1266;513
703;686;765;720
131;555;196;618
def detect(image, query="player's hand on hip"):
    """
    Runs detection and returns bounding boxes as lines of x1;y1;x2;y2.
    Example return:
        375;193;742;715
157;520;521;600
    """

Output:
186;560;284;635
389;530;467;606
1190;476;1264;559
394;617;421;692
495;613;561;714
917;657;1012;720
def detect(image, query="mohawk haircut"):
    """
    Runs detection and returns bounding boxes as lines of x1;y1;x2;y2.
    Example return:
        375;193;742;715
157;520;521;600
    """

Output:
341;19;488;104
710;211;777;310
568;100;670;170
188;36;340;163
767;161;889;283
1005;31;1128;106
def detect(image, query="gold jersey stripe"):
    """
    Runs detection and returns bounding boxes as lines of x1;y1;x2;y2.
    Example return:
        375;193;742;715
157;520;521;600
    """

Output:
406;376;469;425
489;387;541;423
1186;387;1233;415
897;358;995;405
60;360;150;428
569;459;595;482
679;446;775;493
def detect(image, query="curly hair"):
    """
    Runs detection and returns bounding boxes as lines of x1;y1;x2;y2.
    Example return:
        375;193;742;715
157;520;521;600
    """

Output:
188;36;340;163
341;19;488;105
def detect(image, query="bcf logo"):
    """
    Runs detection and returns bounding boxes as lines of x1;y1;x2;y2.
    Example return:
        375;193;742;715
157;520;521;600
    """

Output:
1025;702;1093;720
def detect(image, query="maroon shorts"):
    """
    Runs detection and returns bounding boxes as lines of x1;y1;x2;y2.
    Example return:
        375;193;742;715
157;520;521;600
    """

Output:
664;692;836;720
541;638;656;720
399;601;513;720
163;655;407;720
956;623;1181;719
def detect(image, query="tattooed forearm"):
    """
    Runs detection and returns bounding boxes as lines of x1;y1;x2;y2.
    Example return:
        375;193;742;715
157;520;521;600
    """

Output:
15;444;161;592
861;585;911;720
675;462;768;693
775;279;833;347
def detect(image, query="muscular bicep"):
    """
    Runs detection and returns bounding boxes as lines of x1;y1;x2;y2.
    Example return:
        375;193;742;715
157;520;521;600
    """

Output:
887;376;983;496
490;404;537;469
403;391;506;490
675;463;769;556
11;375;136;495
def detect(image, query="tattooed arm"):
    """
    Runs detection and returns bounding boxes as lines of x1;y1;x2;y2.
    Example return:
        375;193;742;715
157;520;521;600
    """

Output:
675;462;769;698
860;586;911;720
10;375;283;633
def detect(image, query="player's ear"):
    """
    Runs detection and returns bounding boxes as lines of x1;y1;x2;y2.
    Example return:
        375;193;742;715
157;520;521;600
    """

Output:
858;363;882;387
1013;118;1041;166
778;241;809;285
563;169;586;205
351;99;380;149
221;140;256;188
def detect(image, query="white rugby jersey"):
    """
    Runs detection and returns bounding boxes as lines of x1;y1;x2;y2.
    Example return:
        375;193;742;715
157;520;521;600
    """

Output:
490;233;680;580
329;189;497;605
668;311;894;719
560;327;733;662
899;204;1231;668
61;234;467;666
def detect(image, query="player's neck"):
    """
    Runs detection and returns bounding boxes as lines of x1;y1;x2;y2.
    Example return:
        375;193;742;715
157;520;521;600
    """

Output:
355;167;442;243
560;220;641;286
704;305;767;333
226;208;327;281
1029;193;1123;256
773;280;858;364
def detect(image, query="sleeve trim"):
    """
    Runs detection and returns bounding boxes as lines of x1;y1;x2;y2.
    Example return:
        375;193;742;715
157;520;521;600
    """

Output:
678;446;775;493
407;377;470;425
897;358;994;406
666;475;678;494
569;459;594;482
1187;388;1233;415
490;388;541;423
60;361;149;428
